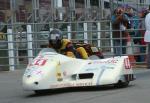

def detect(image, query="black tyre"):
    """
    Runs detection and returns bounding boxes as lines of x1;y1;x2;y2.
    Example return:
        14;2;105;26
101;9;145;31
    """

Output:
114;80;129;88
34;90;45;94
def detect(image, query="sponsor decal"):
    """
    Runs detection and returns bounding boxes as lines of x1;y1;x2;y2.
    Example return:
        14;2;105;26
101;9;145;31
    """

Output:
85;65;114;72
28;55;48;67
50;82;92;88
24;67;36;75
56;62;63;81
24;68;43;76
93;59;118;64
63;71;67;76
36;70;42;75
33;59;47;66
124;58;131;69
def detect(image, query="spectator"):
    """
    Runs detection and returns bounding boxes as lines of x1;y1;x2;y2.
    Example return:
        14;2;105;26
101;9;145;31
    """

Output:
143;8;150;68
125;6;143;62
124;6;137;36
137;8;147;62
111;7;131;56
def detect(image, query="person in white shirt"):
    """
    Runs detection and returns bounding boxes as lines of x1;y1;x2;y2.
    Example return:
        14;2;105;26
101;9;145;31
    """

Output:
144;12;150;42
144;8;150;68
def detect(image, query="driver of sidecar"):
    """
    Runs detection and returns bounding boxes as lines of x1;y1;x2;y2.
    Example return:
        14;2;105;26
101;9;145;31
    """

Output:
48;29;88;59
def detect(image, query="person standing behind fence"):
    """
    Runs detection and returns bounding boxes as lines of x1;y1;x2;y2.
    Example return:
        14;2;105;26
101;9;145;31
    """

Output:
125;6;144;62
111;7;131;56
137;8;147;62
143;8;150;68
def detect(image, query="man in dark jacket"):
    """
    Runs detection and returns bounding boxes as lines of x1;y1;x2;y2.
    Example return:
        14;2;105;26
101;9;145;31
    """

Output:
111;7;131;56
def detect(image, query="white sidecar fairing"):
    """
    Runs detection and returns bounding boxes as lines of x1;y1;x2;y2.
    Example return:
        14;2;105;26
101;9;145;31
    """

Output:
22;48;135;91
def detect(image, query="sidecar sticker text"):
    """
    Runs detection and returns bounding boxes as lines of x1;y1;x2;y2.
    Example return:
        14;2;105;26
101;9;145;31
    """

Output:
50;82;92;88
32;59;47;66
24;68;43;76
92;59;118;64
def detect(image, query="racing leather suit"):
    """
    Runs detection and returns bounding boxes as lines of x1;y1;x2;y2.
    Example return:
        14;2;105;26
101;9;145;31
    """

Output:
50;39;88;59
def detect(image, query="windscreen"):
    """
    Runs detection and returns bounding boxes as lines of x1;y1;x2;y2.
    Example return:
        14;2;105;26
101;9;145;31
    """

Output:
39;48;56;54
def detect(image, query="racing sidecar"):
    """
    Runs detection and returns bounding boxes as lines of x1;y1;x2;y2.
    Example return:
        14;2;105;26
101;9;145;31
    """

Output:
22;48;135;93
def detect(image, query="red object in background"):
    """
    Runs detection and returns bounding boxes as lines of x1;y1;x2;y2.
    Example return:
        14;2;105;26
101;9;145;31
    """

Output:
16;11;27;22
128;55;136;67
0;12;5;22
16;5;27;22
124;58;131;69
141;32;147;45
0;0;10;10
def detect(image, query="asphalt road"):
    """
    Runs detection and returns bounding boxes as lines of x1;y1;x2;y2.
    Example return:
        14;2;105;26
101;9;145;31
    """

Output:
0;69;150;103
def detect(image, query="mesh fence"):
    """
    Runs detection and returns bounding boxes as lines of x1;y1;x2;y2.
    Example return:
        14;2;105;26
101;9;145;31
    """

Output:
0;0;149;70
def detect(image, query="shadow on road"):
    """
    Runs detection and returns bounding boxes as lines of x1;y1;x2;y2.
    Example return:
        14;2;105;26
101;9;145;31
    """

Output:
26;84;135;98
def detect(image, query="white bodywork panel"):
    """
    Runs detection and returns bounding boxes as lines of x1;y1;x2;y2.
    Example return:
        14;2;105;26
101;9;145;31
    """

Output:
22;48;135;91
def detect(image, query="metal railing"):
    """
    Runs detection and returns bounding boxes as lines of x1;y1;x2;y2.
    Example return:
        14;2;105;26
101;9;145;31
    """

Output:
0;19;147;70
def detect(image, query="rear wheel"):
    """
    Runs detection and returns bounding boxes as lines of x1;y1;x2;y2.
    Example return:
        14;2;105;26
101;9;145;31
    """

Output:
114;80;129;88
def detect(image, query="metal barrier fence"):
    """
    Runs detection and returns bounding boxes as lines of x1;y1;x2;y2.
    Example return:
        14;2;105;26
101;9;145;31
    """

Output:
0;20;147;71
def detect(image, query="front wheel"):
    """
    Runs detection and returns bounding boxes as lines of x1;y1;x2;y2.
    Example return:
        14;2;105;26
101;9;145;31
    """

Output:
34;90;43;94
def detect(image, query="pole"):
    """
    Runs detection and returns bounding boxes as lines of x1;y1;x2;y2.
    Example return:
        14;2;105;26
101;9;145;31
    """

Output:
57;0;63;20
8;0;15;71
84;23;88;43
27;25;33;63
97;22;101;47
110;22;114;53
7;29;15;71
67;25;71;40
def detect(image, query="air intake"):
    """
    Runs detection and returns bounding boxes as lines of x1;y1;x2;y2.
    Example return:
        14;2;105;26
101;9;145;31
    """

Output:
79;73;94;79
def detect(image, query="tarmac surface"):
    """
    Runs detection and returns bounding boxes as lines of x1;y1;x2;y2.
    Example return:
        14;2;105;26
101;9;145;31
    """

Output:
0;68;150;103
